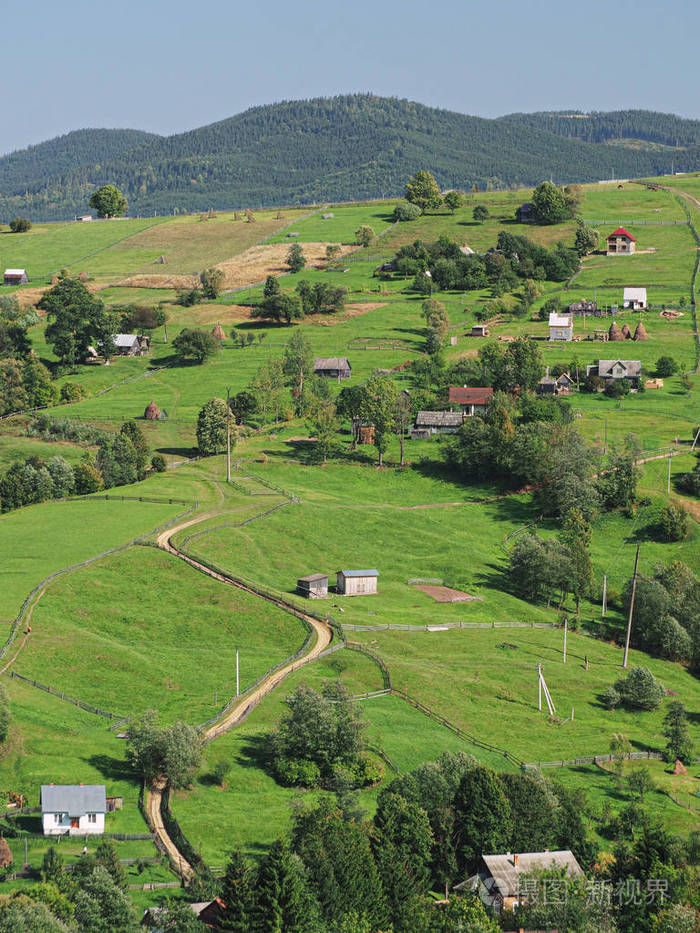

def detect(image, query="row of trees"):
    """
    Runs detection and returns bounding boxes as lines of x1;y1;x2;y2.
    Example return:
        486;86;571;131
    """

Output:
251;276;348;325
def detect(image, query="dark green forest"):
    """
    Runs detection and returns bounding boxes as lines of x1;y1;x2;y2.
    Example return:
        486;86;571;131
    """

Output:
498;108;700;147
2;97;700;220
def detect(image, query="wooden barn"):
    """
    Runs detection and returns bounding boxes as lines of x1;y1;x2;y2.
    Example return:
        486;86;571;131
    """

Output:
314;357;351;381
296;574;329;599
4;268;28;285
413;411;464;435
606;227;637;255
470;324;489;337
586;359;642;387
548;312;573;341
336;569;378;596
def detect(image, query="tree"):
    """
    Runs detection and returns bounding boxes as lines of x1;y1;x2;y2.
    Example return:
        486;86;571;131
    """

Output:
443;191;464;214
656;356;678;377
147;900;207;931
73;460;103;494
559;508;593;614
658;504;689;541
88;184;127;218
532;181;572;224
0;683;9;745
22;357;58;408
38;277;115;366
574;222;599;256
151;454;166;472
307;399;338;463
613;666;665;710
255;837;320;933
95;840;127;891
250;358;286;423
196;398;228;455
218;850;255;932
336;384;365;449
9;217;32;233
0;900;71;932
282;331;314;400
610;733;632;781
404;170;442;213
47;456;75;498
325;243;342;261
501;772;558;854
126;709;202;788
361;375;398;467
627;766;655;803
230;390;256;425
119;421;149;480
454;766;512;873
662;701;695;764
421;298;448;338
72;865;136;932
412;270;432;295
472;204;489;224
286;242;306;273
96;434;138;488
355;225;374;247
199;267;224;299
392;202;422;222
0;321;31;360
394;393;412;467
172;328;219;363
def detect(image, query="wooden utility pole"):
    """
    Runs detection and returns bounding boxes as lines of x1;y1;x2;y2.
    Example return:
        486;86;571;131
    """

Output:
236;649;239;697
602;574;607;617
667;454;671;494
622;545;640;669
226;385;231;484
563;617;568;664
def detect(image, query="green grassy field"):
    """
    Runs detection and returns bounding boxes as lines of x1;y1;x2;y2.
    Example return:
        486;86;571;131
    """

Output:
265;203;395;245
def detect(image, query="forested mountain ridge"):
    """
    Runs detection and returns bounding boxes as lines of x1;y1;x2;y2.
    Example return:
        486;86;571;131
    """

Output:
498;109;700;148
0;128;160;197
2;96;700;221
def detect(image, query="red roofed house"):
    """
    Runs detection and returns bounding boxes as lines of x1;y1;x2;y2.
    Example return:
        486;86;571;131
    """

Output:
606;227;637;255
449;386;494;416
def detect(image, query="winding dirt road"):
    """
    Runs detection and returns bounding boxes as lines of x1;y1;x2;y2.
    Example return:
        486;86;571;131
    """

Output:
145;515;333;881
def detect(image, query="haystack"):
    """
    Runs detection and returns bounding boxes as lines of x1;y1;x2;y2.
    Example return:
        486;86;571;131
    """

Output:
144;400;161;421
0;837;12;870
633;321;649;341
621;323;632;339
608;321;624;341
672;759;687;775
156;255;166;264
212;324;226;341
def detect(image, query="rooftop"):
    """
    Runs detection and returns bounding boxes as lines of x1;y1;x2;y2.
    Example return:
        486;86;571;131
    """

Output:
606;226;637;242
41;784;106;816
314;357;350;369
482;850;583;898
416;410;464;426
339;569;379;578
449;387;494;405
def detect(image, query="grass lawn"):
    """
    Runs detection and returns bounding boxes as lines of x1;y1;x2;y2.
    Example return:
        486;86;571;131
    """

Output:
15;546;309;723
265;203;395;245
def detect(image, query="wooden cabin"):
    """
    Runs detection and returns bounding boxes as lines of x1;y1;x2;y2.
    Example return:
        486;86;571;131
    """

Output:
414;411;464;435
470;324;489;337
314;357;351;381
336;570;378;596
548;312;573;341
296;574;329;599
4;268;28;285
623;287;647;310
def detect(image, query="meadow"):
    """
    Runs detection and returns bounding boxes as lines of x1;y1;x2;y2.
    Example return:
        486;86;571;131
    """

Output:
265;203;395;245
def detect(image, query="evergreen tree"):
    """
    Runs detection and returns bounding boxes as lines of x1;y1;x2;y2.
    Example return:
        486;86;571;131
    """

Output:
453;767;512;873
255;837;320;933
119;421;150;479
559;508;593;614
95;840;127;891
218;850;255;932
286;243;306;273
662;701;695;764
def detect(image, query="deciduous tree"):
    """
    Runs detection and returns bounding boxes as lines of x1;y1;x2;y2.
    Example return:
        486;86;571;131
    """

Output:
88;184;127;218
404;170;442;213
196;398;228;455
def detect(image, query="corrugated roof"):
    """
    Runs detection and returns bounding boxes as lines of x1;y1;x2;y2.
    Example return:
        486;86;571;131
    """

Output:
449;387;493;405
4;269;26;276
549;313;573;328
607;226;637;241
314;357;351;370
623;287;647;301
482;850;583;898
113;333;140;348
339;570;379;577
41;784;106;816
597;359;642;377
298;574;328;583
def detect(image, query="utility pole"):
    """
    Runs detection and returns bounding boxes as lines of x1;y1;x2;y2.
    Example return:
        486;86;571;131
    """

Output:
667;454;671;494
226;385;232;484
537;663;542;712
236;649;240;697
602;574;607;617
622;545;640;669
604;417;608;456
563;617;568;664
163;320;168;344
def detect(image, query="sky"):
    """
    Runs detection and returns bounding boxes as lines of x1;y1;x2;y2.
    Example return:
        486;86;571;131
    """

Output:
3;0;700;154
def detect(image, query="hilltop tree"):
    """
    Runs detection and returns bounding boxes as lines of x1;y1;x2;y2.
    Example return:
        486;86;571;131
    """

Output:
172;327;219;363
196;398;228;455
88;184;127;218
405;170;442;213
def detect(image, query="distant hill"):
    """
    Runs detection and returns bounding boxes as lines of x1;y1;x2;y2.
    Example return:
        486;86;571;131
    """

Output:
1;97;699;221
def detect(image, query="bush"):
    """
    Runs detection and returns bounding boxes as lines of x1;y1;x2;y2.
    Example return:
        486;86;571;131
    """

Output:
658;504;689;541
603;686;621;710
9;217;31;233
211;760;231;786
150;453;166;472
656;356;678;377
274;756;321;788
604;378;630;398
60;382;87;403
392;202;422;222
613;666;665;710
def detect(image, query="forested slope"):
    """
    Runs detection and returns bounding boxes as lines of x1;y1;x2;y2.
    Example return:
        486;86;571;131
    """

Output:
498;109;700;147
2;96;700;220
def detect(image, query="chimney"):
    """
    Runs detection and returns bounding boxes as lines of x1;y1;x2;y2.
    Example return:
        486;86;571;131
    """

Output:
544;847;549;853
79;782;84;787
513;854;519;867
50;782;54;786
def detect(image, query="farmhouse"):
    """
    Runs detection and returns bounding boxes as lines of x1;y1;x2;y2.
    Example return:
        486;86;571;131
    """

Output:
449;386;494;415
41;784;106;836
548;312;573;341
296;573;329;599
112;334;143;356
336;569;378;596
3;268;28;285
623;287;647;310
537;372;575;396
606;226;636;255
470;324;489;337
314;357;351;381
460;849;583;911
586;359;642;387
414;411;464;435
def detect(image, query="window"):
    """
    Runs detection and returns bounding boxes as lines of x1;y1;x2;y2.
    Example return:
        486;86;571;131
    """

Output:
87;813;97;824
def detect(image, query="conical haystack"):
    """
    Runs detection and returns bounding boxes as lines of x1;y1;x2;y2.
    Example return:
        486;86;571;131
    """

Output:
672;758;687;775
609;321;624;341
621;323;632;339
144;400;161;421
633;321;649;341
212;323;226;341
0;837;12;869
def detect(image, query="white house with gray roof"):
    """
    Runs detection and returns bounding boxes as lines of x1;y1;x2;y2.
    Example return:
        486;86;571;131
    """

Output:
457;849;583;911
41;784;106;836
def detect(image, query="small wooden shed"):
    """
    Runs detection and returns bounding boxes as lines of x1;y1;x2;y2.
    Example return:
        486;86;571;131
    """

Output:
314;357;351;381
336;569;378;596
297;574;329;599
470;324;489;337
4;269;28;285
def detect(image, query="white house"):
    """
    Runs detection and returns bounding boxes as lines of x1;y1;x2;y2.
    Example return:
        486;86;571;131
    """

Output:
623;287;647;310
548;312;573;341
41;784;106;836
336;570;378;596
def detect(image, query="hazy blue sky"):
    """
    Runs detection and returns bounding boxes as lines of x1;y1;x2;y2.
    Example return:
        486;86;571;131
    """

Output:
3;0;699;154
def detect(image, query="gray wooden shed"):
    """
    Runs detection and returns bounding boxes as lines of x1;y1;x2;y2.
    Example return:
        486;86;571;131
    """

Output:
336;569;378;596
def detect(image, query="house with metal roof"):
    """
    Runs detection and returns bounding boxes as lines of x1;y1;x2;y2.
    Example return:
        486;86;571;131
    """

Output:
623;287;647;310
336;569;378;596
548;312;573;341
112;334;144;356
606;227;637;255
41;784;106;836
314;357;351;381
3;269;28;285
457;849;583;911
449;386;494;415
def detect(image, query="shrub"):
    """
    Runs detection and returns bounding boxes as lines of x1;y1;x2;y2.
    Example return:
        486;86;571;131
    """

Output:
603;686;621;710
392;201;421;222
274;756;321;788
656;356;678;377
60;382;87;403
150;453;166;472
211;760;231;787
658;504;689;541
9;217;31;233
613;666;665;710
604;378;630;398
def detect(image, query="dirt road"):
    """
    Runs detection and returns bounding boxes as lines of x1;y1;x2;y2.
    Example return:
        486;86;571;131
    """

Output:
146;515;333;880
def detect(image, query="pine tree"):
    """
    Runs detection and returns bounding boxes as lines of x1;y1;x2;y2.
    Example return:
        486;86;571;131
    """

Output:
454;767;512;873
255;837;320;933
217;850;254;932
663;701;695;764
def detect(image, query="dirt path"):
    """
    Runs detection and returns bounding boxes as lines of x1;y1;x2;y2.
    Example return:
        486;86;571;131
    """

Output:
146;514;333;881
